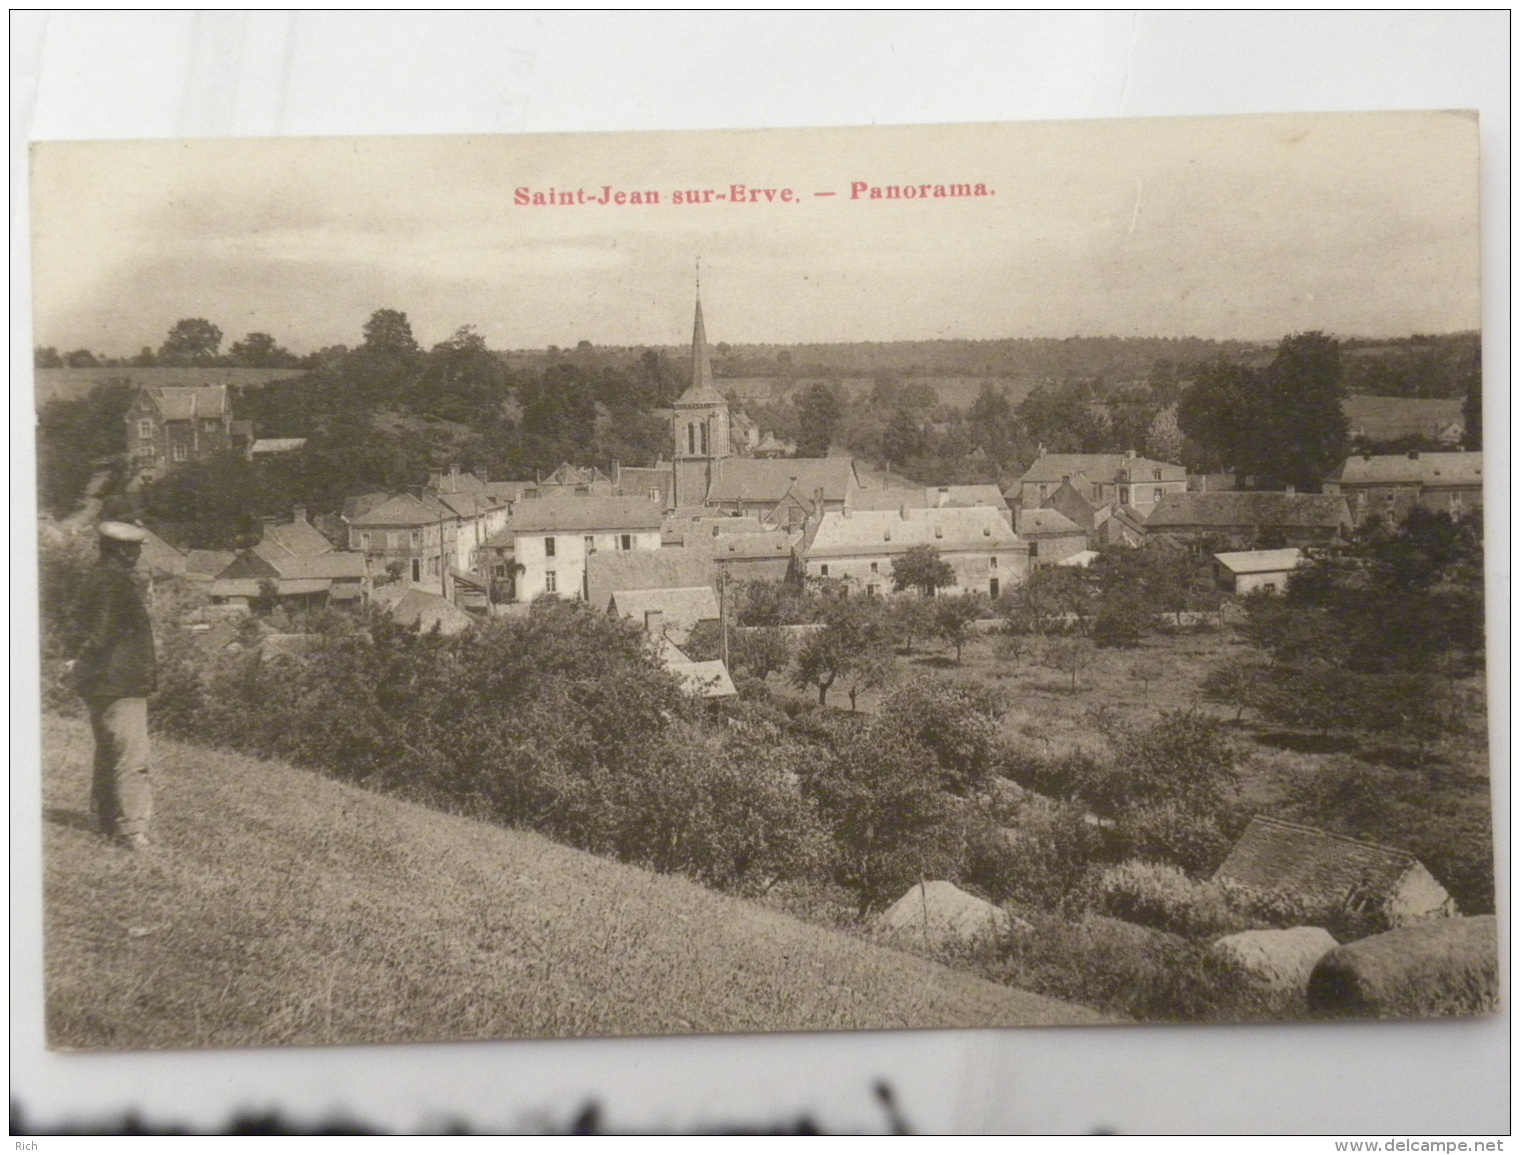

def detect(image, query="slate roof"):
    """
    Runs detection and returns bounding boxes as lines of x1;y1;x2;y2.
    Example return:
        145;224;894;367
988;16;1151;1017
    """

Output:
267;553;367;580
851;487;931;512
1017;508;1086;537
668;659;738;698
257;519;334;559
1016;453;1186;486
702;529;800;561
1144;492;1352;530
249;438;307;454
1214;548;1304;575
346;492;450;528
1332;451;1483;488
926;484;1009;509
505;494;664;533
183;549;237;578
142;385;229;421
1214;816;1425;908
608;586;721;642
210;577;331;598
388;589;475;635
585;547;715;612
803;505;1022;558
705;457;859;505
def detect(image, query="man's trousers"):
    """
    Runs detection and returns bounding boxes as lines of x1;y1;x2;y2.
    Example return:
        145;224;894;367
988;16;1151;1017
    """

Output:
88;697;152;839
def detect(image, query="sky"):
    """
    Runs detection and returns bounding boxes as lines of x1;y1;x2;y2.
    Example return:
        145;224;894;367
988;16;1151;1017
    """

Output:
30;111;1480;356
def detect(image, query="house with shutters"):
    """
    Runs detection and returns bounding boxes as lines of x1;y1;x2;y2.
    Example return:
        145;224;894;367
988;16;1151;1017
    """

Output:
124;384;252;481
486;493;664;603
798;505;1027;598
345;492;456;597
1008;451;1188;519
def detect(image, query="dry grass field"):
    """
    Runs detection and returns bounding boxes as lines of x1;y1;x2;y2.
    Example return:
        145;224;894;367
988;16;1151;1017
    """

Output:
40;716;1108;1052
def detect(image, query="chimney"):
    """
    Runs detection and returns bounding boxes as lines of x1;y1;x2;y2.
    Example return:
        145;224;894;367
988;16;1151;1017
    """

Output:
813;486;824;519
292;505;307;524
449;462;460;492
1125;448;1136;459
644;609;664;635
1037;444;1046;457
480;466;489;484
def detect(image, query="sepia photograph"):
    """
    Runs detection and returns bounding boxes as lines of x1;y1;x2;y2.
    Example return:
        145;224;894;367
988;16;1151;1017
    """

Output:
28;109;1495;1062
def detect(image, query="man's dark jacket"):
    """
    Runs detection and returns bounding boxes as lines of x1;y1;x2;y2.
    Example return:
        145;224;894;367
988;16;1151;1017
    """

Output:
73;561;157;702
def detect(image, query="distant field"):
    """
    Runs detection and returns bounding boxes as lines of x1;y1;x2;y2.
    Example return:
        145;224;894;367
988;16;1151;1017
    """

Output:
40;715;1105;1051
1342;394;1464;441
721;375;1041;411
32;366;306;409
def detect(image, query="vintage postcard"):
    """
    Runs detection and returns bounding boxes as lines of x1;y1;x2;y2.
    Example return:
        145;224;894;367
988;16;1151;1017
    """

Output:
30;111;1493;1052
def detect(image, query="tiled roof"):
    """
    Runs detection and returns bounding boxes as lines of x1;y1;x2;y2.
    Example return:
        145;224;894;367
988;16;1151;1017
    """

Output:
142;385;229;421
1213;548;1304;575
706;457;859;504
926;484;1008;509
851;487;931;512
701;530;800;560
1333;451;1483;488
1214;816;1426;908
803;506;1022;558
267;552;367;580
1016;453;1185;486
1144;492;1352;530
608;586;721;642
506;494;663;533
1017;508;1085;537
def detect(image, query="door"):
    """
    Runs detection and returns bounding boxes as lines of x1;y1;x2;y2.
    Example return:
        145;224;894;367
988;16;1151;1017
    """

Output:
411;557;421;584
989;577;999;600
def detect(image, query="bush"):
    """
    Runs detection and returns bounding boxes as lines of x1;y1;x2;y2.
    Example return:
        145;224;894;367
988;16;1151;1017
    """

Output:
967;800;1110;912
1111;804;1234;876
1092;861;1238;939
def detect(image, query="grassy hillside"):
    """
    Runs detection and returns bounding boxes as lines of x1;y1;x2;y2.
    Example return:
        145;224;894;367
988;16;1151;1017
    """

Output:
40;716;1106;1051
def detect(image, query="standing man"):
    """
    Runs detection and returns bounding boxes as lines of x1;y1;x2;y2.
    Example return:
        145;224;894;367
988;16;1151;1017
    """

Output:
73;521;157;851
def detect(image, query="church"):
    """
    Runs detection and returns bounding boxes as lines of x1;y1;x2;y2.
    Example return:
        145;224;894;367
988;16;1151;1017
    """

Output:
668;292;862;522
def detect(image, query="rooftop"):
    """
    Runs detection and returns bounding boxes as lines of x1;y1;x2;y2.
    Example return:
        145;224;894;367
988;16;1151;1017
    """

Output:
706;457;859;505
1144;491;1352;530
1017;452;1186;486
1214;816;1426;907
506;494;664;533
803;505;1022;558
1213;548;1305;575
1333;451;1483;488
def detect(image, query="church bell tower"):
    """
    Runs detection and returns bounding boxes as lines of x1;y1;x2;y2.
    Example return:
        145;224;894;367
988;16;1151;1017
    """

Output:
672;278;730;508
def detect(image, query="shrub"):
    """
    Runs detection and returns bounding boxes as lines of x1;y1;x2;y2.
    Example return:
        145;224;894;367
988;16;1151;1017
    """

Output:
1111;804;1234;876
1092;860;1238;939
873;678;1004;796
969;800;1110;912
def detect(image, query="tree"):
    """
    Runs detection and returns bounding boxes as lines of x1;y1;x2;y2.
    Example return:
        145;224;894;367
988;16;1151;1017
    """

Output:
891;545;956;598
359;308;420;359
932;594;982;664
1040;635;1096;692
874;678;1004;796
1177;333;1348;490
793;383;841;457
34;346;63;368
1461;367;1482;450
228;331;298;368
791;597;892;707
63;348;100;367
157;318;224;365
881;408;926;468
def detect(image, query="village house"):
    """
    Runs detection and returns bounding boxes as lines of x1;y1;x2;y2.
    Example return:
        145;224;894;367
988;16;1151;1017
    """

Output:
1212;547;1304;595
1324;450;1483;526
1342;394;1465;448
345;492;456;596
584;546;716;614
487;493;664;603
124;384;252;482
1142;491;1353;549
1015;507;1090;565
1008;451;1188;518
798;505;1028;599
208;548;367;610
1214;816;1456;932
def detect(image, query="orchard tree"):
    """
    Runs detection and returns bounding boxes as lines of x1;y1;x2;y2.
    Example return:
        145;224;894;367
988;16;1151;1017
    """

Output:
791;597;892;707
891;545;956;598
158;317;224;365
932;594;982;664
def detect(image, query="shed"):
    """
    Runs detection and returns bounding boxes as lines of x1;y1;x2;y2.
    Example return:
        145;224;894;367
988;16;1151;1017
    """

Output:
1212;547;1304;595
1214;816;1455;931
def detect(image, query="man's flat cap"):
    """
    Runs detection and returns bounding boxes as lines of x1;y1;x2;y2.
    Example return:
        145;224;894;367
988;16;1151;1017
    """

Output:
97;521;149;543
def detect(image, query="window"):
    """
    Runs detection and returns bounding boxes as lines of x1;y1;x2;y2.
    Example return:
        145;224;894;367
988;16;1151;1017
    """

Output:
1153;488;1163;503
1029;541;1040;559
544;571;558;593
700;423;709;455
688;424;696;455
137;419;154;439
361;532;371;549
934;526;943;539
620;534;632;551
411;531;421;548
990;556;998;569
867;583;879;596
989;577;1000;599
172;444;187;462
820;564;829;577
1119;487;1130;504
411;558;421;583
870;561;879;574
202;419;219;432
584;535;595;553
1153;469;1162;480
544;536;556;558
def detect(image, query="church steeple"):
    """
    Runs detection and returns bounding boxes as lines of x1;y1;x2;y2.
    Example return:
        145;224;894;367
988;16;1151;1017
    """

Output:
691;295;716;397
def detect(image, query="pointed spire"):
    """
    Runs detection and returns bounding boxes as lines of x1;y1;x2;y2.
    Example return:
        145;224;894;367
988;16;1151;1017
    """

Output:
691;266;715;397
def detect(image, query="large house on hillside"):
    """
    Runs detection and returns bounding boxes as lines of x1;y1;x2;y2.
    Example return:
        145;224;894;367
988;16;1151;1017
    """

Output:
1324;450;1483;526
124;384;252;482
345;492;457;596
798;505;1027;598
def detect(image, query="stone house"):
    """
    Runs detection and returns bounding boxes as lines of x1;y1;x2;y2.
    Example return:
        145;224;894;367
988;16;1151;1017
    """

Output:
490;494;664;603
124;384;252;482
1325;451;1483;526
